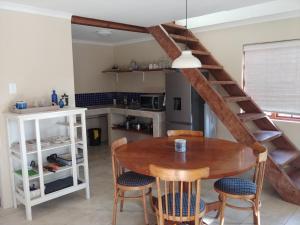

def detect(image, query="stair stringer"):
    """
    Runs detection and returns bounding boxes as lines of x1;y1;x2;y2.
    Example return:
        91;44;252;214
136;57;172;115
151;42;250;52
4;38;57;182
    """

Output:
266;157;300;204
148;25;256;145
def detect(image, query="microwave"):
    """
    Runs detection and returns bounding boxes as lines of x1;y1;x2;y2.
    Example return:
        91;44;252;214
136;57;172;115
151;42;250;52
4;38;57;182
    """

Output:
140;94;164;111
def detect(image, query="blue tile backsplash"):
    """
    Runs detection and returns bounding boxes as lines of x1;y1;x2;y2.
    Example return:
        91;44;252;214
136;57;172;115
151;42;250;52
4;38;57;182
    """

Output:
75;92;114;107
75;92;161;107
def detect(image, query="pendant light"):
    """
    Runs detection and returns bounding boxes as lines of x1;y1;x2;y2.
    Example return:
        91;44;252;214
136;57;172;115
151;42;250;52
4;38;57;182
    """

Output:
172;0;202;69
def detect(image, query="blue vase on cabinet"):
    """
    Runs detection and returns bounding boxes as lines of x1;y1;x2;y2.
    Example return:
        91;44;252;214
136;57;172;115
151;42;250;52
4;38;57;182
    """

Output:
51;90;58;105
59;99;64;108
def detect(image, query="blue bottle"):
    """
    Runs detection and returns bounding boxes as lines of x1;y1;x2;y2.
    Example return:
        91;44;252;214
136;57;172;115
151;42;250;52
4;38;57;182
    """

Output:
59;98;64;108
51;90;58;105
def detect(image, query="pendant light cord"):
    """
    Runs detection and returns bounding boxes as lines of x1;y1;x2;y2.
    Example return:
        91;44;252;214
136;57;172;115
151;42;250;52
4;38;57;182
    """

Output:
186;0;187;29
185;0;188;50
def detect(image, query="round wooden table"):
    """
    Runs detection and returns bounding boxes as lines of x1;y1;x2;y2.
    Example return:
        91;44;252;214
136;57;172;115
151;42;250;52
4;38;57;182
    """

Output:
114;136;257;216
114;136;256;179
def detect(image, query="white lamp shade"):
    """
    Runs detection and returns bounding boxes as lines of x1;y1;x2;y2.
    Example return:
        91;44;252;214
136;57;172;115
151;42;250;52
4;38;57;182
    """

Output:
172;50;202;68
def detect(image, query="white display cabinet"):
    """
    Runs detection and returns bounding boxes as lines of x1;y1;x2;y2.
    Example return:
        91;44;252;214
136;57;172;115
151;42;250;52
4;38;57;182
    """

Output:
5;107;90;220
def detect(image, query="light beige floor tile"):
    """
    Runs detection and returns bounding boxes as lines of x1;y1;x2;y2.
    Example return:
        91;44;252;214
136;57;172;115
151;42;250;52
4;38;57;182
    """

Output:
285;207;300;225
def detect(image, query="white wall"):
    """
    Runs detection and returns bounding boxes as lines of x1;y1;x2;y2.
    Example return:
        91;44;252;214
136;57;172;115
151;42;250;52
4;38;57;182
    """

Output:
73;40;168;94
113;41;168;93
72;42;115;93
0;10;75;208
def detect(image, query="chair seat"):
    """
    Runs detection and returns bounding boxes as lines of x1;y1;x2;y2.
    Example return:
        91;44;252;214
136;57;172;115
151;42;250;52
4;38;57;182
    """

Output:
159;193;205;216
117;171;155;187
214;177;257;195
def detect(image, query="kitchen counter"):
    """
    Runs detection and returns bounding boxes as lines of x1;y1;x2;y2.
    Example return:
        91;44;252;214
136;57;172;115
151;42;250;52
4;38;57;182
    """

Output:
87;104;165;111
85;105;166;145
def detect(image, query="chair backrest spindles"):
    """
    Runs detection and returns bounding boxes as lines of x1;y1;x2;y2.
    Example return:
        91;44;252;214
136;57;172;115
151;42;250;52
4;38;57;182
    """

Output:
150;165;209;225
172;181;175;220
195;180;201;223
187;182;191;218
164;181;168;216
180;181;183;220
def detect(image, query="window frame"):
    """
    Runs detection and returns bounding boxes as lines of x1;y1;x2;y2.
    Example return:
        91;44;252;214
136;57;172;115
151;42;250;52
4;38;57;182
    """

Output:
264;112;300;122
242;39;300;122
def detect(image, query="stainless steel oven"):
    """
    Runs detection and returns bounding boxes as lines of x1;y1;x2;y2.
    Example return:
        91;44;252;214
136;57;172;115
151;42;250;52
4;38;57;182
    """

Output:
140;94;164;111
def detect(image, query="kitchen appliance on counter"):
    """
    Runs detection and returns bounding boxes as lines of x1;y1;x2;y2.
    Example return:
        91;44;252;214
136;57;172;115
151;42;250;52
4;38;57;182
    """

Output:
112;116;153;135
165;70;217;137
140;94;164;111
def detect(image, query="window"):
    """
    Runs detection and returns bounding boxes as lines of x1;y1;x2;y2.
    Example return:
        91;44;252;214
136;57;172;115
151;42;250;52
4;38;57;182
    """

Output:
243;40;300;121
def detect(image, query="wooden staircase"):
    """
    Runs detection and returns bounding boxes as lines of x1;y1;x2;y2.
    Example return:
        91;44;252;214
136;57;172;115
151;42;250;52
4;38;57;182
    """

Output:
148;23;300;205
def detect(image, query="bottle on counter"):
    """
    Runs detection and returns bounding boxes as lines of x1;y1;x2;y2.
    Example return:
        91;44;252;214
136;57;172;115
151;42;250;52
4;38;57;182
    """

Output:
123;96;128;106
61;93;69;106
51;90;58;105
59;98;64;108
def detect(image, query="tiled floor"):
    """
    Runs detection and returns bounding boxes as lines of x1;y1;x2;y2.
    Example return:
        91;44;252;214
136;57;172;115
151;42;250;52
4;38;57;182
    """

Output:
0;145;299;225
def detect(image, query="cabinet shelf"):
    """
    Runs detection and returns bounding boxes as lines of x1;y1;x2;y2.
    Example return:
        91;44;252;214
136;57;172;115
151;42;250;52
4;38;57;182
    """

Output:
14;163;85;181
16;180;87;206
10;139;83;157
31;182;87;206
112;126;153;136
56;122;82;128
41;139;83;153
102;68;172;73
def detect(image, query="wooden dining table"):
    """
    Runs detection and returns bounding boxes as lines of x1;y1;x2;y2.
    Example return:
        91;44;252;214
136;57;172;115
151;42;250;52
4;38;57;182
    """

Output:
114;136;257;213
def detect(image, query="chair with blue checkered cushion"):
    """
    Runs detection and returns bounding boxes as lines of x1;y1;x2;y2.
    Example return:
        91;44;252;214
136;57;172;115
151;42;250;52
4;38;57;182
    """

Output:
117;171;155;187
111;138;155;225
150;164;209;225
214;178;257;195
214;143;268;225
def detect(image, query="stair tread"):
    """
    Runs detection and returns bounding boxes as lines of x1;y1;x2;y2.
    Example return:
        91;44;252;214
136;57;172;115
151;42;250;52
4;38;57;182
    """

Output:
253;130;282;143
169;34;198;43
191;50;210;56
223;96;251;102
237;113;266;122
209;80;236;85
201;65;223;70
163;23;186;31
269;149;300;166
287;167;300;189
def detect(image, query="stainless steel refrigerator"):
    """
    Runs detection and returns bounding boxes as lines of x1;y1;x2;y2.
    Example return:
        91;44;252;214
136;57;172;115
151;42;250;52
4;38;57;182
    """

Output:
165;70;217;137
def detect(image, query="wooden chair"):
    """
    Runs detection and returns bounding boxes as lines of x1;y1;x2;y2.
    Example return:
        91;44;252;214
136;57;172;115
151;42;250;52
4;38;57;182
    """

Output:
167;130;204;137
111;137;155;225
150;164;209;225
214;142;268;225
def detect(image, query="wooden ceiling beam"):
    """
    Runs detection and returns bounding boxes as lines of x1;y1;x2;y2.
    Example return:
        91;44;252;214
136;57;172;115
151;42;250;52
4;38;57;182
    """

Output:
71;15;149;33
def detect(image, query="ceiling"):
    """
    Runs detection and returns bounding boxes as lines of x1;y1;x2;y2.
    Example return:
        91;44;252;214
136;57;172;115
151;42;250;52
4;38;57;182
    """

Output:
72;25;151;45
5;0;289;45
5;0;274;26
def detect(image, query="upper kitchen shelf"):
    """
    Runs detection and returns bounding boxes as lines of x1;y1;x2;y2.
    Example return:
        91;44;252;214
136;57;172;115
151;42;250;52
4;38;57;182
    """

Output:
102;68;173;73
